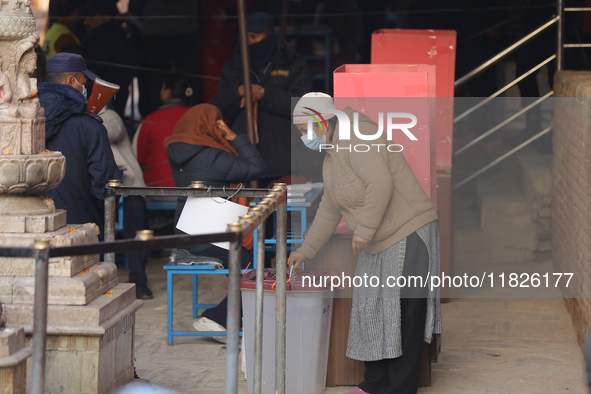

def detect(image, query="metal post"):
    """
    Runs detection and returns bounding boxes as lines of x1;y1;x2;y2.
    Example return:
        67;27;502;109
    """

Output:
274;201;288;394
30;239;50;394
225;239;242;394
104;183;117;264
558;0;564;71
254;222;265;394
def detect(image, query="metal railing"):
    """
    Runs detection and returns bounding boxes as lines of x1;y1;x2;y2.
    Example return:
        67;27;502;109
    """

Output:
452;1;585;188
16;182;289;394
454;16;559;89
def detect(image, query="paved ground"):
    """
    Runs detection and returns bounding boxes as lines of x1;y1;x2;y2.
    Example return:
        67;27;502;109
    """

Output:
120;256;587;393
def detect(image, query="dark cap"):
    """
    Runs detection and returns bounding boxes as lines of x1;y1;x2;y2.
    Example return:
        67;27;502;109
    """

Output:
247;12;274;33
46;53;99;81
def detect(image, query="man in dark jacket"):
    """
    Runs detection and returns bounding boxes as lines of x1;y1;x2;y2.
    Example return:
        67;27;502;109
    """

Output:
212;12;312;186
39;53;121;238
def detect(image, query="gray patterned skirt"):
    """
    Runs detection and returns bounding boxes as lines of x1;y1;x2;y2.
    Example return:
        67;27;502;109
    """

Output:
345;220;442;361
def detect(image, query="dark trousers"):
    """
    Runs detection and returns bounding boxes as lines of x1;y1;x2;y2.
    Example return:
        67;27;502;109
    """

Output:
184;244;252;328
358;231;429;394
124;196;149;287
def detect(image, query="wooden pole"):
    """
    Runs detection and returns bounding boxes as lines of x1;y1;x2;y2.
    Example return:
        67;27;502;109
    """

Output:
237;0;259;188
237;0;256;146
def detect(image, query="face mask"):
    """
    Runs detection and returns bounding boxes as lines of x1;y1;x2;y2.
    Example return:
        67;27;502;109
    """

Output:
300;126;326;151
73;77;87;100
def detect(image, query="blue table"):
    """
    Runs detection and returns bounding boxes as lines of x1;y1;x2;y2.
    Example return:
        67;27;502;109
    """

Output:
164;261;252;345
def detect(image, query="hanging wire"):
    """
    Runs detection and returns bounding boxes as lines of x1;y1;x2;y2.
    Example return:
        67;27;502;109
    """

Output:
41;4;557;21
85;60;221;81
224;184;244;200
206;183;244;203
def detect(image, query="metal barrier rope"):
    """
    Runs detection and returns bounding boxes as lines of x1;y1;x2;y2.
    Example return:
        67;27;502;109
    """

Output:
104;183;288;394
15;183;289;394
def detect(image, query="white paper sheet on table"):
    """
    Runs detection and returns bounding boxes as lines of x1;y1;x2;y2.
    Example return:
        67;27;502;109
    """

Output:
176;196;249;250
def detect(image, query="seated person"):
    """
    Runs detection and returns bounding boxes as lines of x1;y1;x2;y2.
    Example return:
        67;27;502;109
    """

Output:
165;104;265;341
133;75;193;189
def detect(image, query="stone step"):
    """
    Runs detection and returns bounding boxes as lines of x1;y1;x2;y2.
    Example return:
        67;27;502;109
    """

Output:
455;174;540;264
476;179;536;234
455;232;538;264
0;209;66;234
516;153;552;205
454;209;538;265
4;283;141;330
0;261;117;306
5;284;143;394
0;327;30;393
0;223;100;277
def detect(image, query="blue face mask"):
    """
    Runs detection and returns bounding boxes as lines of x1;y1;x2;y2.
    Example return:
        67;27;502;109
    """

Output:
300;127;326;151
73;77;87;100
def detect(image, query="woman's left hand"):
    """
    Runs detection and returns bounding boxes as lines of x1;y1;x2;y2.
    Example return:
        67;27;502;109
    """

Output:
217;119;236;141
352;234;370;254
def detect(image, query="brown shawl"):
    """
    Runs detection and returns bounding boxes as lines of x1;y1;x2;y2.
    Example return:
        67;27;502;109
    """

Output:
163;103;238;156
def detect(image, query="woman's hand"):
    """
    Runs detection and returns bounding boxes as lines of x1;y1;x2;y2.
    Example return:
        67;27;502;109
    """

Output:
217;119;236;141
288;251;307;271
352;234;370;254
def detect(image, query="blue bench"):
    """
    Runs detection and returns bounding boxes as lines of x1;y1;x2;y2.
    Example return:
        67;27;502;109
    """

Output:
164;261;252;345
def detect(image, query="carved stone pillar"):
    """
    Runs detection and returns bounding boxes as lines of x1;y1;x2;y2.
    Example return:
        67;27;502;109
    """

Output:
0;2;142;393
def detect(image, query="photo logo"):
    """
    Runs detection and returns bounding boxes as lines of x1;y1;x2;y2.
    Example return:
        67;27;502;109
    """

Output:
297;108;418;152
301;107;329;133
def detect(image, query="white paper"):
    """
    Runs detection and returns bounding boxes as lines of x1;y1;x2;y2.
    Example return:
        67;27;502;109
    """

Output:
176;197;249;250
287;183;313;197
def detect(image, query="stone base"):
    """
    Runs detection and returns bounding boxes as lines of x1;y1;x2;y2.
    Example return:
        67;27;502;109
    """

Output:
0;327;31;394
4;283;142;394
0;116;45;156
0;262;118;305
0;360;26;394
0;209;66;233
0;223;99;277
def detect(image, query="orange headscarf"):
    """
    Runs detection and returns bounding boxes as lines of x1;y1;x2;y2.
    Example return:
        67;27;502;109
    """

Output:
163;103;238;156
164;104;254;252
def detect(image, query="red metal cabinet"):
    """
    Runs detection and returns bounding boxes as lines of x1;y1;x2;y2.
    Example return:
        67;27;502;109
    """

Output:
371;29;456;171
333;64;436;203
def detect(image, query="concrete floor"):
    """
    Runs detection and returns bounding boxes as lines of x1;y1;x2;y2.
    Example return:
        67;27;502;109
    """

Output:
120;256;588;394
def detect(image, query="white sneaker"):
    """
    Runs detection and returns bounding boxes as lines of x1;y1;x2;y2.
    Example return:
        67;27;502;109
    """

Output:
193;317;227;344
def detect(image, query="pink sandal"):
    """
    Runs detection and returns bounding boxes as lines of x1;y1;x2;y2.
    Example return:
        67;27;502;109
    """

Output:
341;388;368;394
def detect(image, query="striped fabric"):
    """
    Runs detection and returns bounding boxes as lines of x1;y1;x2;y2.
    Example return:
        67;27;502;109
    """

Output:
346;220;441;361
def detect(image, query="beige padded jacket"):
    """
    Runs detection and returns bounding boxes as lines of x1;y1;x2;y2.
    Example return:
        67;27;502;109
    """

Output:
298;106;438;259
